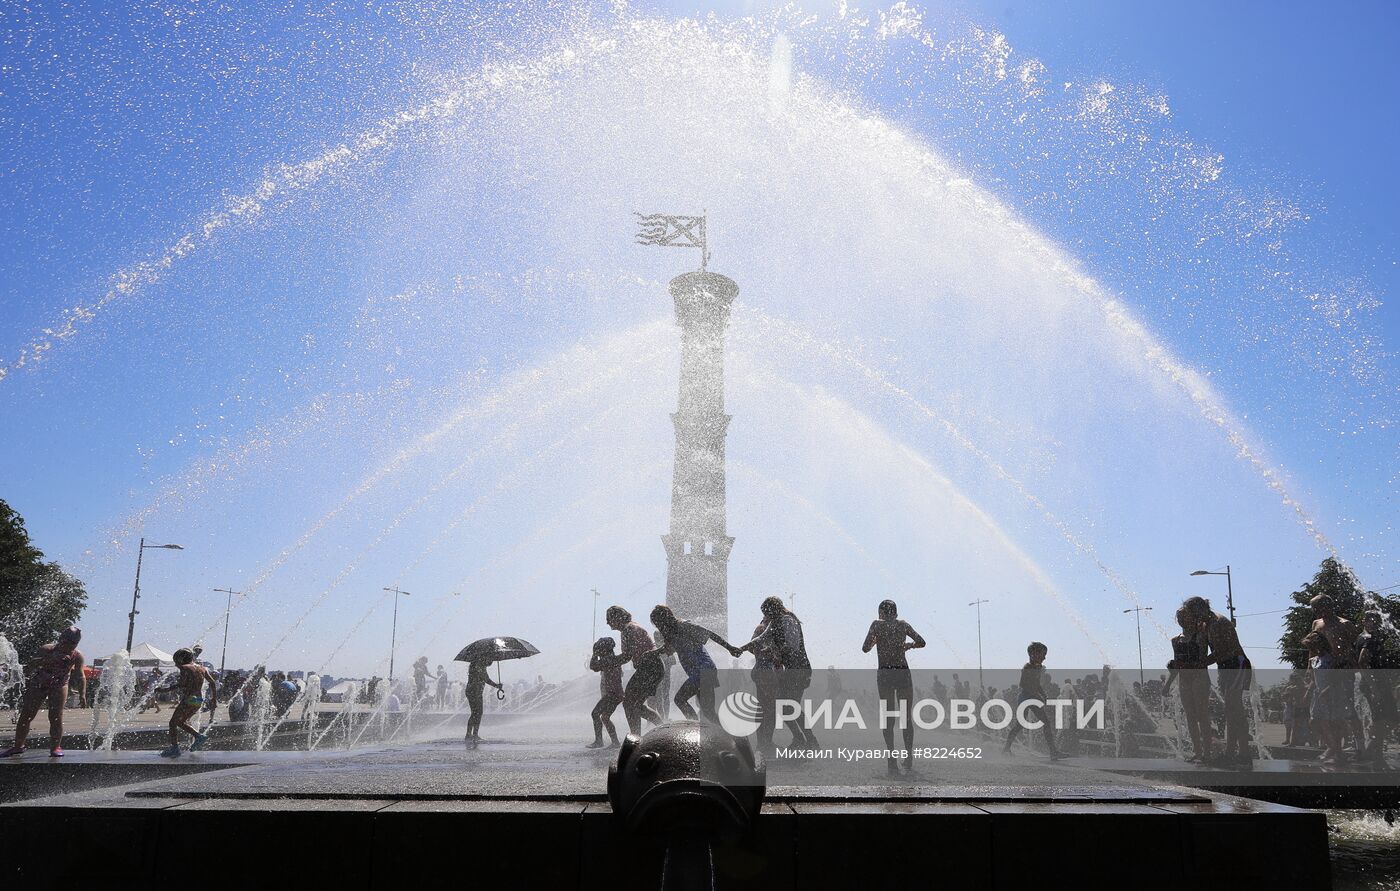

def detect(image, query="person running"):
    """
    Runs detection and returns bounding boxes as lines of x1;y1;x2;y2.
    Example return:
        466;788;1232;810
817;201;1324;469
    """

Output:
650;605;742;724
607;606;666;736
464;657;503;748
741;596;819;749
587;637;626;748
159;648;217;757
1;626;86;757
1357;610;1398;767
1185;596;1253;765
1163;606;1213;763
1002;642;1065;759
862;600;925;775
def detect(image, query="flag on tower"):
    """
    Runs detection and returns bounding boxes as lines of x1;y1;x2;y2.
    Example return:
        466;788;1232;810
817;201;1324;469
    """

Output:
634;212;708;268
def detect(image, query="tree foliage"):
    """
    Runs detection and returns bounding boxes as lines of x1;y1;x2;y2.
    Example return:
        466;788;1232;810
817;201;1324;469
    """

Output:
1278;557;1400;669
0;498;88;658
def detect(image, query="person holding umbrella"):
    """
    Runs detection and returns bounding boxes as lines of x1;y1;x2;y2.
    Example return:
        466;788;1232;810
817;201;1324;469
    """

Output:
463;657;502;747
454;636;539;749
650;605;742;725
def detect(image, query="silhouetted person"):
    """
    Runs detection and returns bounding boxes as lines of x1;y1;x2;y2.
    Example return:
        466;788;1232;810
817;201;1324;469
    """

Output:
931;674;947;704
1310;594;1363;753
435;664;451;709
1;626;85;757
160;648;217;757
826;665;844;699
745;613;780;752
464;657;502;748
412;656;435;708
650;605;742;724
862;600;924;774
1357;610;1396;766
1185;596;1252;765
607;606;665;735
1163;606;1212;762
587;637;626;748
1002;641;1065;759
741;596;818;748
1305;632;1346;762
649;650;675;722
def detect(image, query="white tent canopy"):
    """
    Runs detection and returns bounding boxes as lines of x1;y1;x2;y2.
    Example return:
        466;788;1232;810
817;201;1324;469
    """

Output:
324;680;362;703
128;642;175;668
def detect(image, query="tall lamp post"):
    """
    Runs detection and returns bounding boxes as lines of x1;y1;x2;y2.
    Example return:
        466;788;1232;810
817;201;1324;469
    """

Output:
1123;606;1153;686
211;587;239;678
592;588;601;643
1190;566;1235;626
126;538;184;651
969;599;989;695
383;586;411;683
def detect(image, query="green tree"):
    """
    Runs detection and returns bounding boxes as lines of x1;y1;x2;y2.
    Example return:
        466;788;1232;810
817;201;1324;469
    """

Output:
1278;557;1400;669
0;498;88;658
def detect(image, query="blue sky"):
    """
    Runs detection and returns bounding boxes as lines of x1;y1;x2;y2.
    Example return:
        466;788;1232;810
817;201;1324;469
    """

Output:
1;0;1395;679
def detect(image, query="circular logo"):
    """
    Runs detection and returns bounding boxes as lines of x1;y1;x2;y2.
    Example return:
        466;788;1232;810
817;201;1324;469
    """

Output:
718;690;763;737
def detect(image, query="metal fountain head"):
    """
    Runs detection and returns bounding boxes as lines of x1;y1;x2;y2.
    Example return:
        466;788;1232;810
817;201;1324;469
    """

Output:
609;721;765;891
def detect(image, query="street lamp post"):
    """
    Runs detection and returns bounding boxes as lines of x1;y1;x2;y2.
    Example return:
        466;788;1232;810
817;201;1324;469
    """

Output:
126;538;184;652
969;599;989;695
592;588;601;643
211;588;239;678
1123;606;1153;686
1190;566;1235;626
383;586;411;683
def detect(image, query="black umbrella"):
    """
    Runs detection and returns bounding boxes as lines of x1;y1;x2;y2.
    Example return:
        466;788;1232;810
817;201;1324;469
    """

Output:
454;637;540;699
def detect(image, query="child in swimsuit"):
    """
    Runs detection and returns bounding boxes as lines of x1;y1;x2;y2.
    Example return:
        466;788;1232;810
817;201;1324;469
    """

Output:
0;626;85;758
587;637;626;748
160;648;217;757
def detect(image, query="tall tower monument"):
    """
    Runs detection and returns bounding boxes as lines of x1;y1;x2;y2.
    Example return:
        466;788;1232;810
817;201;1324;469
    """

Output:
636;213;736;638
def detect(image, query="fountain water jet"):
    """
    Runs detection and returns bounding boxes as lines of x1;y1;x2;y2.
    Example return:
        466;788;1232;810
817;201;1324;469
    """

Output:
88;650;136;751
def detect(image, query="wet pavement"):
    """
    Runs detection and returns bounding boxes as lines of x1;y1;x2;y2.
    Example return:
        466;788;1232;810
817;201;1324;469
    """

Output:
0;713;1336;889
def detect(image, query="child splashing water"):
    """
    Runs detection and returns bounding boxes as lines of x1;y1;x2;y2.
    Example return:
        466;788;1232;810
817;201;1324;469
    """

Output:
160;648;217;757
